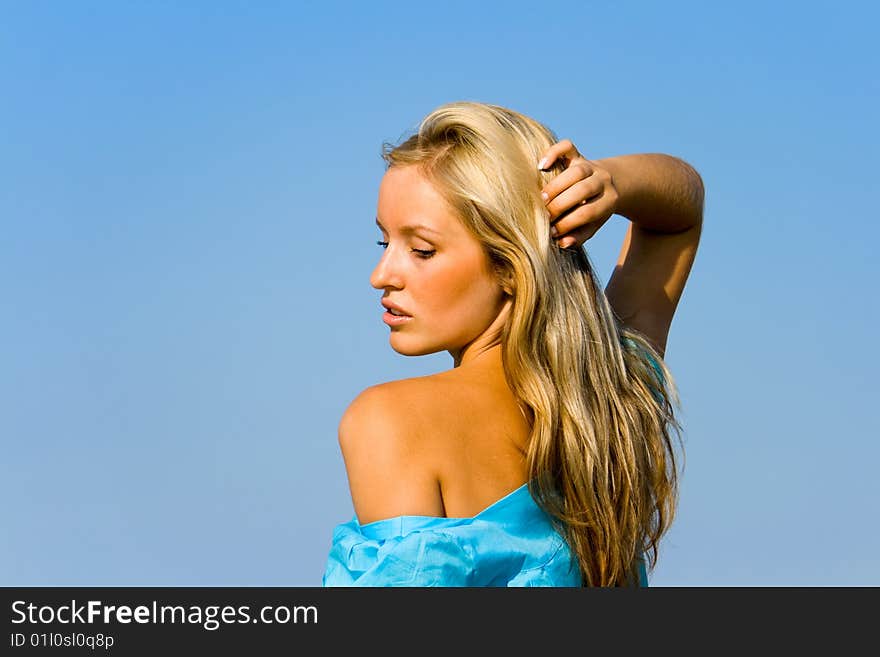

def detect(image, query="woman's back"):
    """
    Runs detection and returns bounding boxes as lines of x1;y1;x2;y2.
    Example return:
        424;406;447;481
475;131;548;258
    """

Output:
421;351;532;518
324;350;596;586
325;348;651;586
340;348;532;525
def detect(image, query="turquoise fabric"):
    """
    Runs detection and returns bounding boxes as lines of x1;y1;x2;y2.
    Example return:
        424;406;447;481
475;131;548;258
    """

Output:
622;336;666;403
322;483;649;587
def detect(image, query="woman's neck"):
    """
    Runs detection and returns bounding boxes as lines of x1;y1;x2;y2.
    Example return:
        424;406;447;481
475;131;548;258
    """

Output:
449;298;512;368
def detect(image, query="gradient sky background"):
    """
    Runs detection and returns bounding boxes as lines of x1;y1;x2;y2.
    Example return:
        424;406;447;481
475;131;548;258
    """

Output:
2;1;877;586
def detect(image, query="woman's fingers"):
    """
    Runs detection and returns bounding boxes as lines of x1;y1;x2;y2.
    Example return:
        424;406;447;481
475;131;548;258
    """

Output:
558;223;601;249
538;139;613;248
538;138;583;171
542;159;593;203
546;175;601;223
551;188;616;245
551;200;589;233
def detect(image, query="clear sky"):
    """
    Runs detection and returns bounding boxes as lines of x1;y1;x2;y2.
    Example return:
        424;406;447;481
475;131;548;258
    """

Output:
2;0;877;586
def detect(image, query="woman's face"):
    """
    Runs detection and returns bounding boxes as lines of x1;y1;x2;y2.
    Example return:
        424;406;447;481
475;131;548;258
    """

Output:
371;165;510;364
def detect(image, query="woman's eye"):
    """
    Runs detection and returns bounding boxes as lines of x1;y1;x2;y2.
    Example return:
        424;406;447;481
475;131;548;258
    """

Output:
375;241;435;259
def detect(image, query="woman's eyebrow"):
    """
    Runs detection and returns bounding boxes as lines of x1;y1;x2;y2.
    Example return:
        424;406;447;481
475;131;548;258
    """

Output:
375;218;441;236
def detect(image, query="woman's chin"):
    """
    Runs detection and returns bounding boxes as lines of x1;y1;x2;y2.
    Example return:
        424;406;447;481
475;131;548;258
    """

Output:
388;335;442;357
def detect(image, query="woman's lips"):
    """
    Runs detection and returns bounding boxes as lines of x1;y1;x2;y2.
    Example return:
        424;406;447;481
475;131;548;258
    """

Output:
382;310;412;326
381;299;411;324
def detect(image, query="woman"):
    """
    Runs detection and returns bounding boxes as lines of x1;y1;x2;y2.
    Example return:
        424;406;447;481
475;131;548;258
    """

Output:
322;101;703;586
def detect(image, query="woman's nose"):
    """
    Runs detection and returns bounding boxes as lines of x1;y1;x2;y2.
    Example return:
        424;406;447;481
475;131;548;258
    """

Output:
370;251;403;290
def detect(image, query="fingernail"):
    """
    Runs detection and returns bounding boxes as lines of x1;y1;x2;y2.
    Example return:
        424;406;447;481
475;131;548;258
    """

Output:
550;226;558;237
541;192;548;202
537;157;548;170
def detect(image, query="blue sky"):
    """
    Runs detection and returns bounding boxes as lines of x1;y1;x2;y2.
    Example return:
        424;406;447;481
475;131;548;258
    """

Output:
2;0;877;586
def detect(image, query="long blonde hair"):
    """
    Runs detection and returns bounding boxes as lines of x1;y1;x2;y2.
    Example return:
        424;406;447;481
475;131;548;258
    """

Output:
381;101;684;586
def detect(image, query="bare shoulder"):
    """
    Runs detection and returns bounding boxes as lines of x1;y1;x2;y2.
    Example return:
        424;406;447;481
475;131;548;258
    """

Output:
338;377;446;524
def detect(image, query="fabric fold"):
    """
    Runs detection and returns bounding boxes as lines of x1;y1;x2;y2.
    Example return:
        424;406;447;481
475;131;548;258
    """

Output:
322;483;646;587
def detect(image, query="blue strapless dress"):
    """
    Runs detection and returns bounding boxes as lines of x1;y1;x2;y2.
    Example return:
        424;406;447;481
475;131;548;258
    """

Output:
322;483;649;587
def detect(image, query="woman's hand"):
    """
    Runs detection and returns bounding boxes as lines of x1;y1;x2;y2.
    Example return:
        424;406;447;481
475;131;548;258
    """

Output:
538;139;619;249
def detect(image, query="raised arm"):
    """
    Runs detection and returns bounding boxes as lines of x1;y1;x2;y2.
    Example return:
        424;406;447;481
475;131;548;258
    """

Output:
597;154;704;357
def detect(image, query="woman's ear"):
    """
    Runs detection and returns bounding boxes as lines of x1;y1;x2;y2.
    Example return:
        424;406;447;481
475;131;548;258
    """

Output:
498;271;515;297
491;255;514;296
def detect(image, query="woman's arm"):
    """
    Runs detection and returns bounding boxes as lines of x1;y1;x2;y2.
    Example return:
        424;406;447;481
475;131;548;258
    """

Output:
538;142;704;357
596;154;704;233
597;154;704;357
